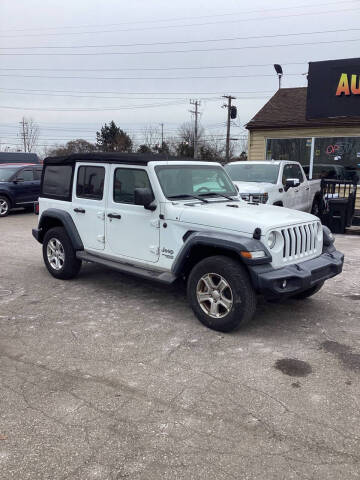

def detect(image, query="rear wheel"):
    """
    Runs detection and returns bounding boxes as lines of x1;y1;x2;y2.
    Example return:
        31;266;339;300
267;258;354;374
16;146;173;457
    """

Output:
187;255;257;332
0;196;10;217
292;282;324;300
43;227;82;279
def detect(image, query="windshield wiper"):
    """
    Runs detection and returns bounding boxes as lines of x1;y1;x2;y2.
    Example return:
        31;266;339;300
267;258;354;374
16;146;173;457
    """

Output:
168;194;209;203
198;192;236;201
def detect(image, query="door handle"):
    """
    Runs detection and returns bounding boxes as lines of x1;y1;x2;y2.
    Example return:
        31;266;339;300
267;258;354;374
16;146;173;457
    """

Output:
294;189;299;192
107;213;121;219
74;207;86;213
305;187;310;190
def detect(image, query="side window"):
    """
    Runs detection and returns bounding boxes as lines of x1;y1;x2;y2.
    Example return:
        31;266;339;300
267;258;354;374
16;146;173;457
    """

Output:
282;165;293;184
76;166;105;200
114;168;151;204
34;168;42;181
20;169;34;181
42;165;73;200
292;165;304;183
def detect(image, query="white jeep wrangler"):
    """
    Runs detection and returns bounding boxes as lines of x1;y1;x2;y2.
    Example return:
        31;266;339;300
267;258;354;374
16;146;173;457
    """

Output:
33;153;344;332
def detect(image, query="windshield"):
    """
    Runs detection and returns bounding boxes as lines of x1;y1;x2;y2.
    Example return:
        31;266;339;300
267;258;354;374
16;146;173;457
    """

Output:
0;167;18;182
225;163;279;184
156;165;237;199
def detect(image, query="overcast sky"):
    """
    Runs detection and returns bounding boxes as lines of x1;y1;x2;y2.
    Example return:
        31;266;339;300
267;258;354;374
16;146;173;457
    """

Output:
1;0;360;153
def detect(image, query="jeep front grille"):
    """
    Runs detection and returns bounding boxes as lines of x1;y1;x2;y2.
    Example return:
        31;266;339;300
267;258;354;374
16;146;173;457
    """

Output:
280;222;321;262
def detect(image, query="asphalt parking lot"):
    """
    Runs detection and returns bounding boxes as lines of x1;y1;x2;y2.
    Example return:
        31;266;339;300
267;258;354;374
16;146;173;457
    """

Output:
0;211;360;480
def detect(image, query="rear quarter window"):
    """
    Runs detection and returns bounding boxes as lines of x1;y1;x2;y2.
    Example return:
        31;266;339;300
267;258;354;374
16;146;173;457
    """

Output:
42;165;73;200
34;168;43;181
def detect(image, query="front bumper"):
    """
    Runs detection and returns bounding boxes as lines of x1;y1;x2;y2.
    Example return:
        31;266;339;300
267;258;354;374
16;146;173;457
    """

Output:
249;249;344;299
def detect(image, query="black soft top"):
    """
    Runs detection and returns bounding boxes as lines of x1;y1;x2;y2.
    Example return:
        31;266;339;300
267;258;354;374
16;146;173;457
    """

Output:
43;152;195;166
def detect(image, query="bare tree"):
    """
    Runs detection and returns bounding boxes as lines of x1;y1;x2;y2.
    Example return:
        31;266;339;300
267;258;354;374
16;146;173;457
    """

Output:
46;139;97;157
142;125;161;150
19;117;40;153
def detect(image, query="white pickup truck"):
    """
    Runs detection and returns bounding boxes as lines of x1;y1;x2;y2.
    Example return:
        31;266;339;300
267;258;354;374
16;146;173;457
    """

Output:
225;160;323;216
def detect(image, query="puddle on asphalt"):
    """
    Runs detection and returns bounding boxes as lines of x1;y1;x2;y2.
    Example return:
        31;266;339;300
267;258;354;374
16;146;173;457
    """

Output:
321;341;360;372
274;358;312;377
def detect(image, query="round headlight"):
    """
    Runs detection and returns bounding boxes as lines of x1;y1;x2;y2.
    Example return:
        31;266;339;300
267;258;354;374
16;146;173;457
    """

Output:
267;231;276;249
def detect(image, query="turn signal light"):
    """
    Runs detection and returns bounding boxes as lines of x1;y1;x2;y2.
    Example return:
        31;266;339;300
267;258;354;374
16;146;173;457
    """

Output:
240;251;266;259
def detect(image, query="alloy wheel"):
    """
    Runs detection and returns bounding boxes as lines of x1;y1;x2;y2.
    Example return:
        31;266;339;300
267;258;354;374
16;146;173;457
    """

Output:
196;272;233;318
46;238;65;271
0;199;9;216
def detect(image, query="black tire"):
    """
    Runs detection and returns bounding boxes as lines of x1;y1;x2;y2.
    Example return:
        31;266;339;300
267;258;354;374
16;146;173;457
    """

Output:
187;255;257;332
42;227;82;280
292;282;324;300
311;197;322;217
0;196;11;217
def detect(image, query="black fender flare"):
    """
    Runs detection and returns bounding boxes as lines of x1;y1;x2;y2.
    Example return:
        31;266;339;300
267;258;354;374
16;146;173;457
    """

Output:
35;208;83;250
171;231;271;277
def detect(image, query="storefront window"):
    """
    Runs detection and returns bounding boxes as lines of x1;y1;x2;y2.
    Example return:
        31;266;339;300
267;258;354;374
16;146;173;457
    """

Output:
266;138;312;172
313;137;360;183
266;137;360;183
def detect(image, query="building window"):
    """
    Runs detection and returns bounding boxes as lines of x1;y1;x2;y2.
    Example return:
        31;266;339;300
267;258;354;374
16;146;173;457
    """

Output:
313;137;360;182
266;138;312;172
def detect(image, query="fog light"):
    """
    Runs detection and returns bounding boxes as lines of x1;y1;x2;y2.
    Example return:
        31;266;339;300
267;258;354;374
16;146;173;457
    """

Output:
281;280;287;289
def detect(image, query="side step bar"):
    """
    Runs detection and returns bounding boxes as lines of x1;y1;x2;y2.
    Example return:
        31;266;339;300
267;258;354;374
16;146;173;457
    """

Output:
76;251;177;284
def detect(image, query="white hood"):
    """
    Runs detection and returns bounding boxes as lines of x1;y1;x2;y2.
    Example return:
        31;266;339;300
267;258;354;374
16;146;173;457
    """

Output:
232;181;275;194
177;201;317;235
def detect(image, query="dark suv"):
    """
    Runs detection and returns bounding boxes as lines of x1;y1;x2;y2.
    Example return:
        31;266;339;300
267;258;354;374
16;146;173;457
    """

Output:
0;164;43;217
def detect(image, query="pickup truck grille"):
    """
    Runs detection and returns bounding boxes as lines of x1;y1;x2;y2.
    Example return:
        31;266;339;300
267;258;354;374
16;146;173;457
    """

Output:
241;193;268;204
280;222;321;262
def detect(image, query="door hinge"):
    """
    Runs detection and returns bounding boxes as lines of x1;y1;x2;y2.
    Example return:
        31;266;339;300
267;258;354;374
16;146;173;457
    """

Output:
150;219;160;229
97;235;105;243
149;245;160;255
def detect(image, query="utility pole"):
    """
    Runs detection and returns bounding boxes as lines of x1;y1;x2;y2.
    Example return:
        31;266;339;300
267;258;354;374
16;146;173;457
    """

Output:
222;95;236;163
190;99;201;159
20;117;27;152
160;123;164;149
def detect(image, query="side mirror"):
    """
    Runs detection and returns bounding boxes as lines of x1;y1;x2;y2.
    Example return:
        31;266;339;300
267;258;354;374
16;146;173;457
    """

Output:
13;177;24;183
284;178;300;191
134;187;156;211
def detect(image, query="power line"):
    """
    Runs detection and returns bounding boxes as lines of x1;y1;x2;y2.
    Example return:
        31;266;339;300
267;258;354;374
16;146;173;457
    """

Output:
0;72;303;80
1;27;358;50
0;87;274;96
0;100;206;112
0;0;354;33
0;4;357;38
0;89;270;100
0;62;307;72
1;37;359;56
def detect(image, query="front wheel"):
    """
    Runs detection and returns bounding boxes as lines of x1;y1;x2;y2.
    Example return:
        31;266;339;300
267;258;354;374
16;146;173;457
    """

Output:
43;227;82;280
187;255;257;332
292;282;324;300
0;196;10;217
